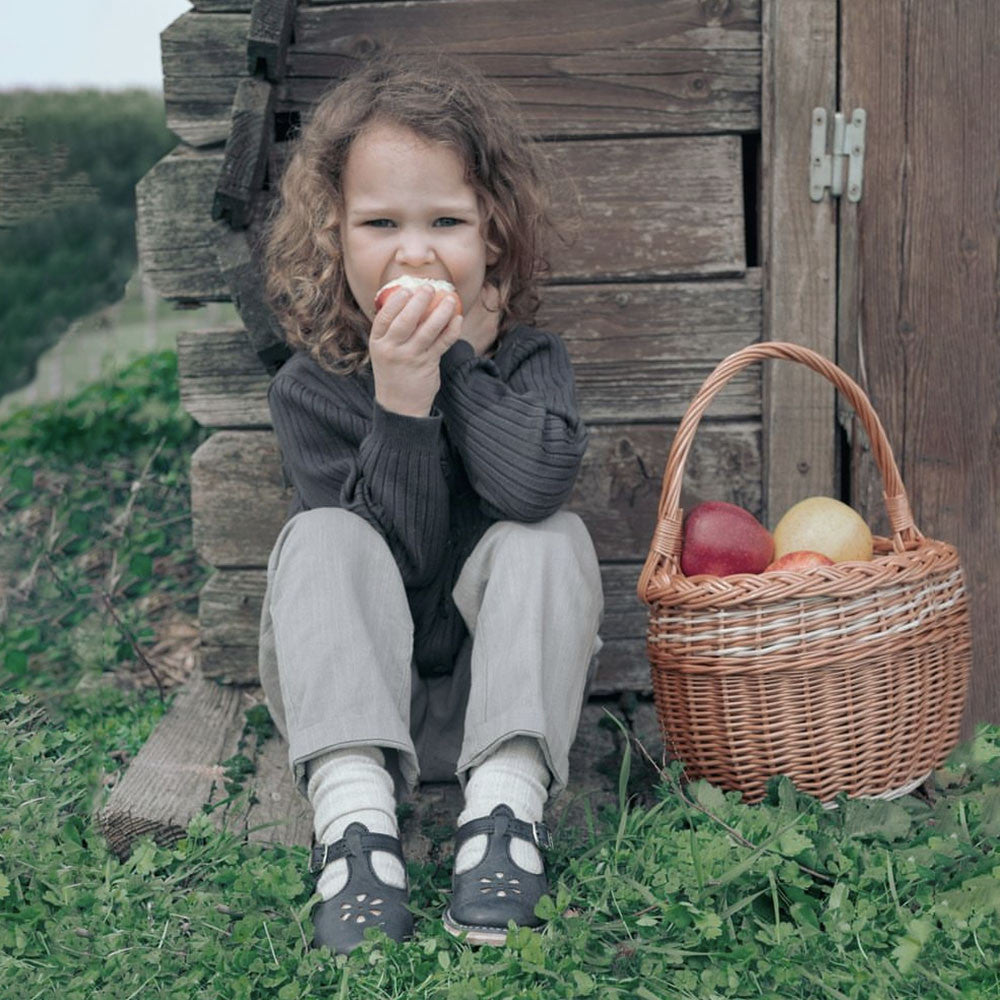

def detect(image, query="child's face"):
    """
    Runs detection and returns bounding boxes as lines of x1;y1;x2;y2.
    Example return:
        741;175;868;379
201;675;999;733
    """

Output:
339;122;493;325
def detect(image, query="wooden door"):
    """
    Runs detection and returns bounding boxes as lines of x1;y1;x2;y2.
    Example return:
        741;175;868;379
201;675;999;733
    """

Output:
760;0;997;729
146;0;767;693
838;1;1000;731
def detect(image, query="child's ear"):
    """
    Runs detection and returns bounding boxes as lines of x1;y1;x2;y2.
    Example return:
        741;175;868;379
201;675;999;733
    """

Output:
485;240;501;266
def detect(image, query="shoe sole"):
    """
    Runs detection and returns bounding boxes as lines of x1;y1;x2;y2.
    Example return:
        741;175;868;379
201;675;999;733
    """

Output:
442;908;512;947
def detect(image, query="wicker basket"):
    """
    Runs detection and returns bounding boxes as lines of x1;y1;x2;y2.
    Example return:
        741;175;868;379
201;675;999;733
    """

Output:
637;342;972;804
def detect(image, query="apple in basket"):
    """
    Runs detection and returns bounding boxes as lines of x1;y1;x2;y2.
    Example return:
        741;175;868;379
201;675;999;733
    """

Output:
773;496;873;563
763;550;835;573
680;501;774;576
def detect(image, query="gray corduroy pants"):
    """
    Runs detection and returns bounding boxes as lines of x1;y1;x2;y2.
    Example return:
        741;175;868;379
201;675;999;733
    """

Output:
258;506;604;802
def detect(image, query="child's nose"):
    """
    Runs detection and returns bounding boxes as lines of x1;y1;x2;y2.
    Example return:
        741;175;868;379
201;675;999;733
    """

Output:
394;230;436;266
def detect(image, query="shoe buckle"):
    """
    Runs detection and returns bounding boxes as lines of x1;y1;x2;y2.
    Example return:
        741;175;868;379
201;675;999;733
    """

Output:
309;843;330;875
531;822;551;850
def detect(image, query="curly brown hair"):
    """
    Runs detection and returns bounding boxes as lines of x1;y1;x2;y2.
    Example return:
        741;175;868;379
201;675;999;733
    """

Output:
263;51;556;374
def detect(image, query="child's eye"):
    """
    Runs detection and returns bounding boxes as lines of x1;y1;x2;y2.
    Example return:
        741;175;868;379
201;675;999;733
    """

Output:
433;217;464;228
364;218;396;228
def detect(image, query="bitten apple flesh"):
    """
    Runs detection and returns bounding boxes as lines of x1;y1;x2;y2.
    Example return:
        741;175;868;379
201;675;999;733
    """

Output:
680;501;774;577
374;276;461;320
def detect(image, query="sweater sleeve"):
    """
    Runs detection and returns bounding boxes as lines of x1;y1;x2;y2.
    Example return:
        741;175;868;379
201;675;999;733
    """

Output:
436;329;587;521
267;368;451;587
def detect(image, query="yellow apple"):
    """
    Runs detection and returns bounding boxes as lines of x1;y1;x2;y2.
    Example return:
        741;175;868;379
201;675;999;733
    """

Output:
773;497;873;563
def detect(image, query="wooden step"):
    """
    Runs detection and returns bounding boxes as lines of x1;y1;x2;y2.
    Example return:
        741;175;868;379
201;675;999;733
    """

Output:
95;672;665;863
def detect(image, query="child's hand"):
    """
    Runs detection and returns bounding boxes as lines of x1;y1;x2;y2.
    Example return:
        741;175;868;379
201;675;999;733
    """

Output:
457;283;501;357
369;286;462;417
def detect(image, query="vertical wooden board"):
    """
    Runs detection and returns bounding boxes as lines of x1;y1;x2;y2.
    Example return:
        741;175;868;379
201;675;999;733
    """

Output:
760;0;838;524
247;0;297;81
840;0;1000;729
836;3;907;538
212;77;276;229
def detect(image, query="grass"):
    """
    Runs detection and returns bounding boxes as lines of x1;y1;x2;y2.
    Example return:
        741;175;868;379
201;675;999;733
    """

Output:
2;352;999;999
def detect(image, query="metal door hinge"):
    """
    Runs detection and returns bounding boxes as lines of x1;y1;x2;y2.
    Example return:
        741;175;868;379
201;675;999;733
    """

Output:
810;108;866;202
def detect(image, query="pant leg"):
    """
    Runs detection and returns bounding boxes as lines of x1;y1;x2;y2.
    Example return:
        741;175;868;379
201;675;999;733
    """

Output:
448;510;604;799
409;645;471;784
258;507;420;798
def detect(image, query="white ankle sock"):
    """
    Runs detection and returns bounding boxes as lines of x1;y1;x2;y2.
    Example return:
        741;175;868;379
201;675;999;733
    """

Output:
455;736;550;875
306;745;407;900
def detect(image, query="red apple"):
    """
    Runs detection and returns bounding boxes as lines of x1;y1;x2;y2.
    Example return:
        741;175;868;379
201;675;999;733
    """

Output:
374;276;462;319
763;550;835;573
680;501;774;577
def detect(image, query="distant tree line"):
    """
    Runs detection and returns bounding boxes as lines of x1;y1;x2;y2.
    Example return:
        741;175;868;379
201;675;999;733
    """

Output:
0;90;176;398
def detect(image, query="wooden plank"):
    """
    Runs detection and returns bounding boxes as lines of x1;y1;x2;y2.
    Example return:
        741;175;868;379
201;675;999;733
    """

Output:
189;0;413;7
202;564;651;655
285;50;760;139
247;0;297;81
136;151;231;303
262;133;746;280
240;709;314;847
545;137;745;281
138;136;745;303
177;276;764;428
550;277;762;420
839;0;1000;733
189;423;762;567
161;13;250;147
94;675;253;858
212;77;275;229
189;1;253;9
759;0;837;525
178;327;272;427
303;0;759;39
163;3;760;147
593;640;653;695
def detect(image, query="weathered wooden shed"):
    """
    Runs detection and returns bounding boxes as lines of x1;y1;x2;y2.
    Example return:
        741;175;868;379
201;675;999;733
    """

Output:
98;0;1000;858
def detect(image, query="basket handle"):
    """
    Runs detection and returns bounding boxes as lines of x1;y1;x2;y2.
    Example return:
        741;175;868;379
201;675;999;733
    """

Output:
638;341;923;601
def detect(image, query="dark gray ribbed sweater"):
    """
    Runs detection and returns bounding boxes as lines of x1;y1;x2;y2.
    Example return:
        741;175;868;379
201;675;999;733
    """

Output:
267;325;588;676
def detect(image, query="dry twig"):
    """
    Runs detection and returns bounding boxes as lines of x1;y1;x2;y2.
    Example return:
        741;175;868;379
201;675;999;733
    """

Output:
100;591;166;703
105;436;167;595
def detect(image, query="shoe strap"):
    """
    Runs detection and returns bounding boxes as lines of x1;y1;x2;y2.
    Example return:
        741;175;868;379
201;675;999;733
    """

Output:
309;825;405;875
453;809;551;853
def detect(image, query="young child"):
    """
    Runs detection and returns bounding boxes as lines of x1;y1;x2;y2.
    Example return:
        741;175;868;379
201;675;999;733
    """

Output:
257;51;604;954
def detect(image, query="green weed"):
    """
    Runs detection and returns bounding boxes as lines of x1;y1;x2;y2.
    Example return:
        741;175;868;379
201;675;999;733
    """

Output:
0;350;209;704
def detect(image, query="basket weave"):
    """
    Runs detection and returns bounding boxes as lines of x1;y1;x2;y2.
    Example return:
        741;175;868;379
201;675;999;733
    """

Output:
638;342;972;804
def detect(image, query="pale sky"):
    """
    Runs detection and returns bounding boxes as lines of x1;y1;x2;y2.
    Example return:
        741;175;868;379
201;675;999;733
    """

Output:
1;1;191;90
